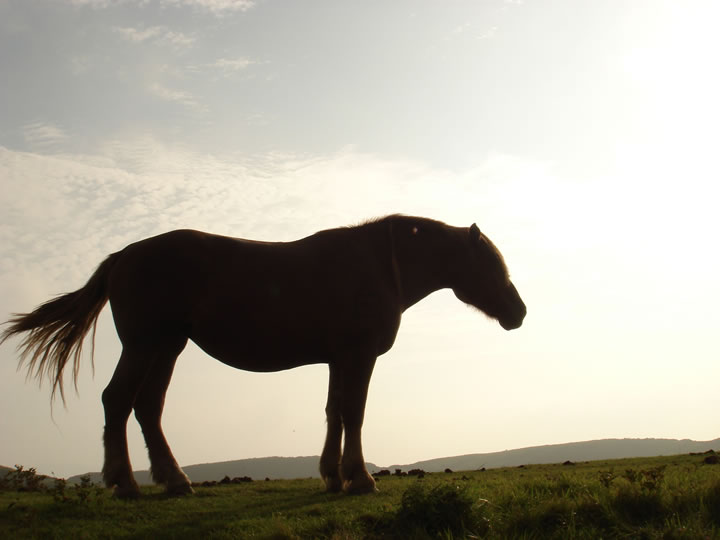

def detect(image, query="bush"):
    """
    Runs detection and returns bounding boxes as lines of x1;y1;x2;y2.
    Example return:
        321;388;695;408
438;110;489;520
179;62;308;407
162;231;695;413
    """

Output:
0;465;47;492
612;466;667;525
613;485;665;525
387;482;486;538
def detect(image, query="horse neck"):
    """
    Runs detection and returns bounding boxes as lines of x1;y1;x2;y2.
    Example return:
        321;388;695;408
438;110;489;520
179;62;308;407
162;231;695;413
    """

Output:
389;218;463;311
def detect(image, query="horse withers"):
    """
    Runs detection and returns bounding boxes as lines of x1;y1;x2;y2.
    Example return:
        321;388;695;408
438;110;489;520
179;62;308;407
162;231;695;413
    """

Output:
1;215;526;498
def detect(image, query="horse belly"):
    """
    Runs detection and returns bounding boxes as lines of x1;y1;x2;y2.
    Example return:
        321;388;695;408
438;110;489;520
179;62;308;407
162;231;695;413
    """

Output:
189;323;333;372
189;292;400;372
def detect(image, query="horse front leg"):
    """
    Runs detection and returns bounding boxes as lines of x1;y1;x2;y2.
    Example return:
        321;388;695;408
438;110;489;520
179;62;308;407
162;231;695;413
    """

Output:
319;363;343;492
338;354;377;494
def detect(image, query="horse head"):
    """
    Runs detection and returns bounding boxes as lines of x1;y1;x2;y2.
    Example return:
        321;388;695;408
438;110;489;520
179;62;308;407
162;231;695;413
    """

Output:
452;223;526;331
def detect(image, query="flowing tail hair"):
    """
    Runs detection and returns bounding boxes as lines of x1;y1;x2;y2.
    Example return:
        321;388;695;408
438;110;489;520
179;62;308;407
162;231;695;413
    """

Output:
0;252;121;404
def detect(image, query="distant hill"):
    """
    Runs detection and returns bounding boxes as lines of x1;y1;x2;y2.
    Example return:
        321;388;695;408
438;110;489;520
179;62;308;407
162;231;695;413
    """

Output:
383;437;720;473
67;456;363;486
64;437;719;485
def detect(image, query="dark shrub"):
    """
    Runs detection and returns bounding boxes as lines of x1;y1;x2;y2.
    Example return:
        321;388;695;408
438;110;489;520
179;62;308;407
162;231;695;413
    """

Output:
391;483;485;537
613;485;665;525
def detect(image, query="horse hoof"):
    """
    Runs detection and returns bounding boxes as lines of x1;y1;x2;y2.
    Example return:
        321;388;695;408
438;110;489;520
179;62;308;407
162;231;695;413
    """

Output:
343;478;378;495
324;476;343;493
113;485;141;499
166;482;194;497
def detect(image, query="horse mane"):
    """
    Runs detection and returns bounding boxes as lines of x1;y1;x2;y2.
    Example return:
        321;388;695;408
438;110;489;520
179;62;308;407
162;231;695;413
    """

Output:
351;214;450;230
359;214;510;277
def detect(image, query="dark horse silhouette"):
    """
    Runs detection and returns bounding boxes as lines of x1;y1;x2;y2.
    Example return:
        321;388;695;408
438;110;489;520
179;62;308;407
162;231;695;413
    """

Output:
1;215;525;498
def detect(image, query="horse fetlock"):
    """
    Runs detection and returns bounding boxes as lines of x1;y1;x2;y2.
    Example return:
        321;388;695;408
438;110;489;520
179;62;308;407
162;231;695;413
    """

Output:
103;455;140;498
319;452;341;486
150;461;184;483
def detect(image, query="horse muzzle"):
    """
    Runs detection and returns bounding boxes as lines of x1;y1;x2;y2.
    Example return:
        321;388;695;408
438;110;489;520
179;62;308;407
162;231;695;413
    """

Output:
499;301;526;330
500;317;523;330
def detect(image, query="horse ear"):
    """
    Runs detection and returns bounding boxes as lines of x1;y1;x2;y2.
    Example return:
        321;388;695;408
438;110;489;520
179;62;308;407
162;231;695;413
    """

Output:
469;223;481;241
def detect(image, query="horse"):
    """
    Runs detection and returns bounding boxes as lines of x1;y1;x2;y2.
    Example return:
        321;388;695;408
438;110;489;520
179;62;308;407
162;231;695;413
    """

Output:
1;215;526;498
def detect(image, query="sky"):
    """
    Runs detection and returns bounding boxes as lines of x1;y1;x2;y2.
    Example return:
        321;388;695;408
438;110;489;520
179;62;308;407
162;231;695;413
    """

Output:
1;0;719;479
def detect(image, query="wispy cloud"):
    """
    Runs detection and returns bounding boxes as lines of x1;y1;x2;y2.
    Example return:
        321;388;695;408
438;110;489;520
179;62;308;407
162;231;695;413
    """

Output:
68;0;255;14
210;57;254;74
22;122;68;150
0;140;504;294
114;26;164;43
114;26;195;49
67;0;113;7
162;0;255;14
185;57;256;77
148;83;206;111
70;55;94;75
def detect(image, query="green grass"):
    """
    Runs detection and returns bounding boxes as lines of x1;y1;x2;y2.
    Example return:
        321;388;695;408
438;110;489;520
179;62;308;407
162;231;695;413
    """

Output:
2;453;720;539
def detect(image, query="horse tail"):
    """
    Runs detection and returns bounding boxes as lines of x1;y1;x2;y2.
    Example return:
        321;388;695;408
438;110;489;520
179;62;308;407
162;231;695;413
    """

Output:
0;251;121;404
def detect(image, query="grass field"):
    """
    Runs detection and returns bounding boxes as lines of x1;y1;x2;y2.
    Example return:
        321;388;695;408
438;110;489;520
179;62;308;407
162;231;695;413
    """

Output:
2;453;720;539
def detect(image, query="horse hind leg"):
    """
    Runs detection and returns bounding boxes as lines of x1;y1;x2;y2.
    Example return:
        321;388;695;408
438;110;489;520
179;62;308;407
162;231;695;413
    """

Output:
132;338;192;496
102;346;156;499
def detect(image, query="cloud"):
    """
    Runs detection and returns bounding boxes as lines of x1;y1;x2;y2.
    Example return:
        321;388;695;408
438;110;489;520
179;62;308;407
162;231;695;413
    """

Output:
114;26;164;43
67;0;113;7
184;57;258;79
114;26;195;49
162;0;255;14
0;140;535;294
210;57;254;73
148;83;206;111
68;0;255;14
22;122;68;150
